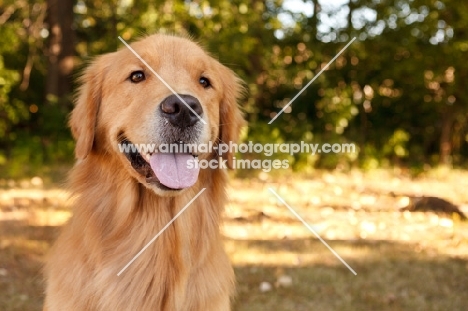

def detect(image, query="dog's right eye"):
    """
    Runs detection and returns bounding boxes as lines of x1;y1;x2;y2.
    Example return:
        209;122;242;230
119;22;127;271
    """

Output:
129;71;145;83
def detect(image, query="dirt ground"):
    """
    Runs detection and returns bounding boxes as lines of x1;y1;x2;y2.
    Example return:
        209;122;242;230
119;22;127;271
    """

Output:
1;168;468;311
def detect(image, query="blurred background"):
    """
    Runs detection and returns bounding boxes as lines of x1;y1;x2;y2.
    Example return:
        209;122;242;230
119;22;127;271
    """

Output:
1;0;468;310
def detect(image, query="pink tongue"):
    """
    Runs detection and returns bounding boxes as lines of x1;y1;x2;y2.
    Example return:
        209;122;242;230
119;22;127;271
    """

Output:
149;153;199;189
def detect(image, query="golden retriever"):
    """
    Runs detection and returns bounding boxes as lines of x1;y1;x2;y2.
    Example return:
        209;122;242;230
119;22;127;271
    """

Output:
44;34;244;311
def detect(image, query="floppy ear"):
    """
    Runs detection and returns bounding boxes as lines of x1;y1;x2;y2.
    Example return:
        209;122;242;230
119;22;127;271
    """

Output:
69;56;108;160
218;65;245;169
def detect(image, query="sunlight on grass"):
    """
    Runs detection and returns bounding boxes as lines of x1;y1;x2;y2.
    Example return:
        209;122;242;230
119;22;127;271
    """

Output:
0;188;72;227
1;170;468;311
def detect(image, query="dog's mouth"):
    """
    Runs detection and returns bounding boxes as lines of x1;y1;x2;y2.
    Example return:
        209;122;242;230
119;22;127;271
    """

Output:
121;138;200;191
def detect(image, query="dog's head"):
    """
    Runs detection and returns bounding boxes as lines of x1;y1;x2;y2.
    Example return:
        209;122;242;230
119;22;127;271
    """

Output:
70;34;244;196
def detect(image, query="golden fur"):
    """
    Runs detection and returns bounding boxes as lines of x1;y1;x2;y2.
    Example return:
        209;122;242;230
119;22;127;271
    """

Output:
44;34;244;311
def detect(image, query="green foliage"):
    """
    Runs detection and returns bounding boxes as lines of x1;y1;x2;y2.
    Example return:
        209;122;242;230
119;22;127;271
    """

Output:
1;0;468;178
0;56;22;137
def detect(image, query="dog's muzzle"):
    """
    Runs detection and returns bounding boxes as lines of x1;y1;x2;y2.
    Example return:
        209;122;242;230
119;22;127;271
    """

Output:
121;94;205;190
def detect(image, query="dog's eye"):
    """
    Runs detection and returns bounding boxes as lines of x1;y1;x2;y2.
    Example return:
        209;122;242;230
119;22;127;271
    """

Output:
199;77;211;88
130;71;145;83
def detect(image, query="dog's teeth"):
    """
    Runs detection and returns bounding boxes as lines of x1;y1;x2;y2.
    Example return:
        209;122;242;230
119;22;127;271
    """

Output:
144;154;151;162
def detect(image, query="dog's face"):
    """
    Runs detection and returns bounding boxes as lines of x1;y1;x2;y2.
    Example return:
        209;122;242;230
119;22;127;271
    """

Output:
70;34;244;196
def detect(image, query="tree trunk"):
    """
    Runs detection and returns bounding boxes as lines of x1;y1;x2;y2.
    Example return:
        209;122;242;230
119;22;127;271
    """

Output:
46;0;75;104
310;0;320;41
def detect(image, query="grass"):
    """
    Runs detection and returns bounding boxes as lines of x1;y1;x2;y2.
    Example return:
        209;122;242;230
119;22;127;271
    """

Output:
1;168;468;310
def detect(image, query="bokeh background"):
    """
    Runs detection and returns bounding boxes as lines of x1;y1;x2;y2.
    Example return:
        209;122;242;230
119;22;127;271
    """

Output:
1;0;468;310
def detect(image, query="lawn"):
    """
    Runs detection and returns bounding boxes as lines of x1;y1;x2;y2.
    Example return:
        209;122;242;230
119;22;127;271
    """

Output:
1;169;467;310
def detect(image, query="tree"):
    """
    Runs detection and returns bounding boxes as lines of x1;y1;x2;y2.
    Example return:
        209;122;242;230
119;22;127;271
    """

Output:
45;0;75;104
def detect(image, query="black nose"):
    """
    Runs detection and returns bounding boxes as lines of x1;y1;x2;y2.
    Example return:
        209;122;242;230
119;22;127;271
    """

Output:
160;94;203;129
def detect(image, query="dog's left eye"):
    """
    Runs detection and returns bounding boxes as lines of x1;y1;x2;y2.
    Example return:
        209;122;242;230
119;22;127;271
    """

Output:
130;71;145;83
199;77;211;88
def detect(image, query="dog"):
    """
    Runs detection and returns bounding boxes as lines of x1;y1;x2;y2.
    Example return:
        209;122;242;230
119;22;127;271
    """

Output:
43;34;244;311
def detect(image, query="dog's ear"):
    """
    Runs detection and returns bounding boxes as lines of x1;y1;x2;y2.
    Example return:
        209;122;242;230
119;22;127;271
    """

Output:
69;55;109;160
218;64;245;169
